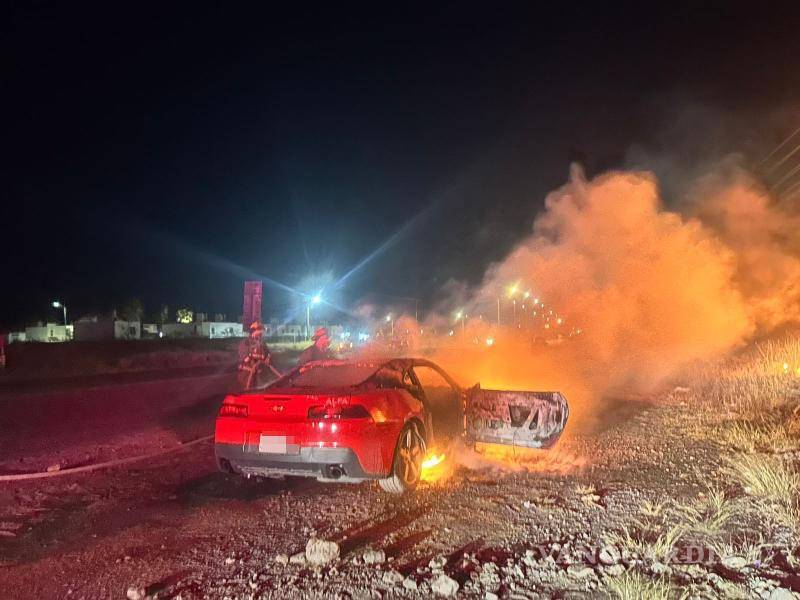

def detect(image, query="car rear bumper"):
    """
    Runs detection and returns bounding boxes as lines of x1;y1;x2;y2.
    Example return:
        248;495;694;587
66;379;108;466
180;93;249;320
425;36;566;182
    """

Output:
215;443;381;482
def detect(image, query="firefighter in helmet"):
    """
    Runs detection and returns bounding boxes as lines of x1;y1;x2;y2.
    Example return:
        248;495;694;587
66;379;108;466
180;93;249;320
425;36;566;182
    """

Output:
238;320;280;389
298;327;333;365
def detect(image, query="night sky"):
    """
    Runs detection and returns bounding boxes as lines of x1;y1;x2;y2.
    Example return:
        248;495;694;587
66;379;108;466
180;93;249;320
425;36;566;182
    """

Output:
4;2;800;329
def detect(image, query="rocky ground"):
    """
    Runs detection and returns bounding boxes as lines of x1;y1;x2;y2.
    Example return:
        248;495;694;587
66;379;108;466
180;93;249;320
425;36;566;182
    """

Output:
1;375;798;599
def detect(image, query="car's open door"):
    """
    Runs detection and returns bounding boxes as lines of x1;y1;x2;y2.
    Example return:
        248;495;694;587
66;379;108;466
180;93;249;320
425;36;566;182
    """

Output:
464;386;569;449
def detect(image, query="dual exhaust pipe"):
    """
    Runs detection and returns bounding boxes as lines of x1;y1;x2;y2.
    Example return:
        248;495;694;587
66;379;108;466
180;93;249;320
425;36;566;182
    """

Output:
325;464;345;479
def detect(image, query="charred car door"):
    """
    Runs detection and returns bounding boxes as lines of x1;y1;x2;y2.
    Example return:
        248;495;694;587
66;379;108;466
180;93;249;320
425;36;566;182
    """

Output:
464;386;569;449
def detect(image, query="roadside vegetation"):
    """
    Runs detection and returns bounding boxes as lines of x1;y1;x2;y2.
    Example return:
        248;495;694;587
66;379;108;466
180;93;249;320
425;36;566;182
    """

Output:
603;336;800;599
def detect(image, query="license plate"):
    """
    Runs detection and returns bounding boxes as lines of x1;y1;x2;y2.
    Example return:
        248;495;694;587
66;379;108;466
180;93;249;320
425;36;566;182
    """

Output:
258;434;287;454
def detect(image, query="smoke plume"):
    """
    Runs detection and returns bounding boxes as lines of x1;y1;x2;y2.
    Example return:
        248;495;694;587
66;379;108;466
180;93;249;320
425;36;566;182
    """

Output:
423;163;800;437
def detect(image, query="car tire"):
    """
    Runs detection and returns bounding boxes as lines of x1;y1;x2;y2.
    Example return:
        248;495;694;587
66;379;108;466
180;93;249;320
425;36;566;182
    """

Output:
378;421;426;494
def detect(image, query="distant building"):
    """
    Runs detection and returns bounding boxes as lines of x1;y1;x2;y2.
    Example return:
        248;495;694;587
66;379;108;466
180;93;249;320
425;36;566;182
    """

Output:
142;323;159;338
73;315;141;341
7;332;26;343
25;322;73;342
160;323;196;338
160;322;244;339
197;322;243;339
264;323;302;341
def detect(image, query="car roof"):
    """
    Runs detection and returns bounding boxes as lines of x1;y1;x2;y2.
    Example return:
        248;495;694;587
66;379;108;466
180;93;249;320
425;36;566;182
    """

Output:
299;357;460;387
301;357;440;370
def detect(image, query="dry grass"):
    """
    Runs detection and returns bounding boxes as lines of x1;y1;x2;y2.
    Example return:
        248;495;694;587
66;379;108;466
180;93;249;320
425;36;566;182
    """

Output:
710;533;768;566
608;524;685;563
716;420;799;454
639;500;668;520
684;337;800;419
575;483;603;507
605;571;687;600
675;488;736;540
723;453;800;500
757;338;800;378
723;453;800;529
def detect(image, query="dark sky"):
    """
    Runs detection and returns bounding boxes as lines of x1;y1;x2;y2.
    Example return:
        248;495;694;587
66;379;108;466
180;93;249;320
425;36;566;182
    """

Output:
4;2;800;329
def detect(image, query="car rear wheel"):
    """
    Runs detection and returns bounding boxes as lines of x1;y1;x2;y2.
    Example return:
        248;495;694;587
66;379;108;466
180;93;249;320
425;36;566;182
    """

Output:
379;421;426;494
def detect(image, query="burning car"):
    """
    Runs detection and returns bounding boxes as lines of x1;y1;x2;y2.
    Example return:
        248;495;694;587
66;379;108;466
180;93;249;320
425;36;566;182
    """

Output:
214;358;568;493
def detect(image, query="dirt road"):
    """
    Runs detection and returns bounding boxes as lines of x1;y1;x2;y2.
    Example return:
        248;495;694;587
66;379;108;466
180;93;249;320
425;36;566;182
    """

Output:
0;374;798;599
0;369;236;476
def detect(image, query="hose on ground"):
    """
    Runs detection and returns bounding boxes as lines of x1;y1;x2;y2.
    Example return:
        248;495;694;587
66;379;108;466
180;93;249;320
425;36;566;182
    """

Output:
0;435;214;482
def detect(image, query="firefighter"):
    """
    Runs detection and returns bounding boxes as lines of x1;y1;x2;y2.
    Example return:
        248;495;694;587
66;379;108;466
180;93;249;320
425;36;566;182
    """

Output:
238;320;280;389
298;327;333;365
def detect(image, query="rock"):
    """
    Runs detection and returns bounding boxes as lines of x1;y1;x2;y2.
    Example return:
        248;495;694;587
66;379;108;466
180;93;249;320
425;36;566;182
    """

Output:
382;570;404;585
769;590;795;600
721;555;748;570
567;565;595;579
485;593;499;600
289;552;307;565
47;464;61;473
305;538;340;566
599;546;620;565
603;564;625;577
402;577;418;591
363;549;386;565
650;561;670;575
126;587;144;600
431;573;459;597
274;553;289;565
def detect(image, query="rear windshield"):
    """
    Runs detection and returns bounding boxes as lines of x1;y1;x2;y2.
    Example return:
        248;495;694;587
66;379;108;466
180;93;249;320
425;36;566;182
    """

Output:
272;361;382;388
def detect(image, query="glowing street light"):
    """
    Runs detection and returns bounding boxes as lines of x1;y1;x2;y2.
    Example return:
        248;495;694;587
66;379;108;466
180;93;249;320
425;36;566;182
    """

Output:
52;300;67;326
306;292;323;339
385;314;394;337
454;309;466;333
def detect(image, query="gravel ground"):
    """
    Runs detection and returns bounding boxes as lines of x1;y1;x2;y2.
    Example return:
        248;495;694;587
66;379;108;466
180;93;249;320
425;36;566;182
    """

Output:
1;389;798;599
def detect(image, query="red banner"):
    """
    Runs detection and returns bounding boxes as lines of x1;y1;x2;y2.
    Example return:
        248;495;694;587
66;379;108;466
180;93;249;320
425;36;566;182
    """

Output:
242;281;263;328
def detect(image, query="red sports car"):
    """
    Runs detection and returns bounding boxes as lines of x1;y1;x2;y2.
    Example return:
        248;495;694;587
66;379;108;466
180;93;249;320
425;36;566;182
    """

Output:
214;357;568;493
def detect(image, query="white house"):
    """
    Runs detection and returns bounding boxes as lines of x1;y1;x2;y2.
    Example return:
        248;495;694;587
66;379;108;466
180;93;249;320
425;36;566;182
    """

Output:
25;323;73;342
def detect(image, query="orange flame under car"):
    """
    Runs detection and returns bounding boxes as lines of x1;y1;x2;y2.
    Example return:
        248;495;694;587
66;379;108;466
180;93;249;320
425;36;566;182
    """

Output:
420;451;448;482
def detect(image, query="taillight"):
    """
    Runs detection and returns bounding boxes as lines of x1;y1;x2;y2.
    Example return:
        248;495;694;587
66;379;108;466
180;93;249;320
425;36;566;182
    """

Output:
307;404;371;420
219;403;248;418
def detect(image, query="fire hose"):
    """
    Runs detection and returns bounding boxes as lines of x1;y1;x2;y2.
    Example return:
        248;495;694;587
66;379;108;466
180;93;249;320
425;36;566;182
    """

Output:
0;435;213;482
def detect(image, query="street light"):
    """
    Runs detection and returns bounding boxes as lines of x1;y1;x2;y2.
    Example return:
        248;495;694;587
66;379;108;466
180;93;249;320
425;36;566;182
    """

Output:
52;301;67;325
454;309;465;334
385;313;394;337
52;300;68;340
306;292;322;339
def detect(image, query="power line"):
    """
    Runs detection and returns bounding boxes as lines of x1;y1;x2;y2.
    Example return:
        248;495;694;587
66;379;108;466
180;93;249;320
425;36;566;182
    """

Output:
772;161;800;191
766;141;800;174
783;178;800;195
760;125;800;165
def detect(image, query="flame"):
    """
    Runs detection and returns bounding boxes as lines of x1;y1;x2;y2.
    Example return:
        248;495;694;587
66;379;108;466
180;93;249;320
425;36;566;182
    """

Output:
422;452;445;469
420;451;449;483
473;442;587;474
